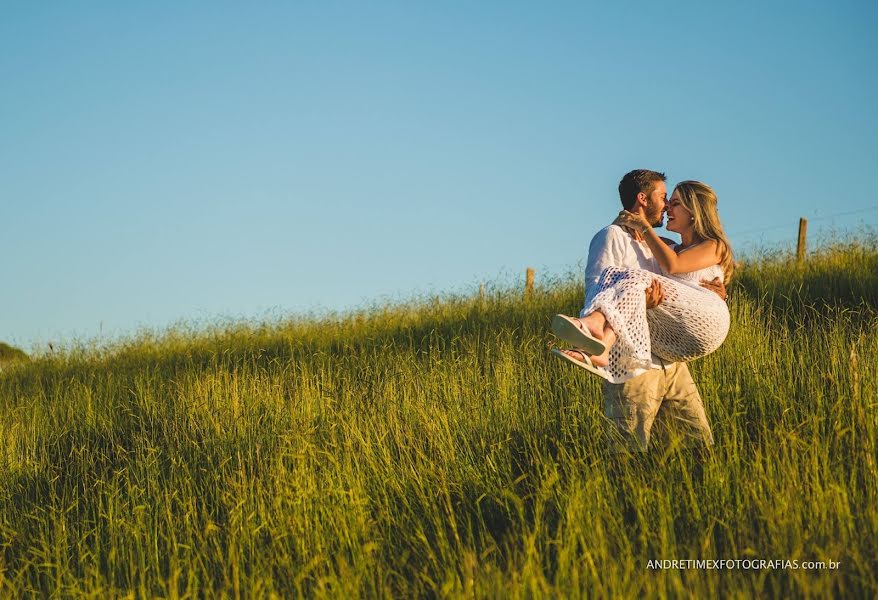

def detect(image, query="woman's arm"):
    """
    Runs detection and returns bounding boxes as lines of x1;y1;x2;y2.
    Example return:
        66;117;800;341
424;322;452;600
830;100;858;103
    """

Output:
614;211;720;274
647;232;718;274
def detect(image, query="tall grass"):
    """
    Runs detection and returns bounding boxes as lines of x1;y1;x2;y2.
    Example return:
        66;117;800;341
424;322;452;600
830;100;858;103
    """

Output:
0;239;876;597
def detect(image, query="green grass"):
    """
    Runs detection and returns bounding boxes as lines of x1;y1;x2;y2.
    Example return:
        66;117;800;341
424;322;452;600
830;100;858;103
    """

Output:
1;237;876;597
0;343;27;370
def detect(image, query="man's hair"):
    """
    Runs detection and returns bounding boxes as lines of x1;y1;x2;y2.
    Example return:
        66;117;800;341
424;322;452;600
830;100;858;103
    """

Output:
618;169;666;210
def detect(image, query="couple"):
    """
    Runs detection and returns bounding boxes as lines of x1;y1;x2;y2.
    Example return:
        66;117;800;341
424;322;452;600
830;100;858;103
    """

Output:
552;169;732;450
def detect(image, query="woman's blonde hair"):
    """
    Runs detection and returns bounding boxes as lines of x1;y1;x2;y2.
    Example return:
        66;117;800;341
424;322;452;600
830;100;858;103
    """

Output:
674;181;734;284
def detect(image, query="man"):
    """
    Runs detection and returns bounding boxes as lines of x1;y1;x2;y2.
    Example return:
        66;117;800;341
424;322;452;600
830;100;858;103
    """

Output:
564;169;723;451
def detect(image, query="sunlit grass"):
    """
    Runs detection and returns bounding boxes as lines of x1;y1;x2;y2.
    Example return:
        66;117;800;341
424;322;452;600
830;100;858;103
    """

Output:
0;237;876;597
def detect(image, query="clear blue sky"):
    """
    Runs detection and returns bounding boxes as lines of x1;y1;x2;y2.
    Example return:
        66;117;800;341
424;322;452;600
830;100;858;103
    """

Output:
2;1;876;350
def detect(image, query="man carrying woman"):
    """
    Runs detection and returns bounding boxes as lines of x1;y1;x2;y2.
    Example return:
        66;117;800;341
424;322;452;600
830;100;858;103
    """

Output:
552;169;731;451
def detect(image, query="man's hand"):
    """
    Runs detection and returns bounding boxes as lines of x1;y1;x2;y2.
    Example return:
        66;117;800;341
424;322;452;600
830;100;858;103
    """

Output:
700;277;727;301
645;279;664;308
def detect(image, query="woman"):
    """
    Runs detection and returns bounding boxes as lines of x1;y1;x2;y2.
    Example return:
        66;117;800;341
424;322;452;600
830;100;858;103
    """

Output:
552;180;733;383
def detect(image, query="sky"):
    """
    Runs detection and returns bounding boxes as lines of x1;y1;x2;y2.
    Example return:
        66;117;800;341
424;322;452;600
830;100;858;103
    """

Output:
2;1;877;351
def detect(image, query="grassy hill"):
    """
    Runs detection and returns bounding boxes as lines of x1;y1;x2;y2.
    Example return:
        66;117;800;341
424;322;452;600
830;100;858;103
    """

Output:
0;342;28;369
0;237;876;597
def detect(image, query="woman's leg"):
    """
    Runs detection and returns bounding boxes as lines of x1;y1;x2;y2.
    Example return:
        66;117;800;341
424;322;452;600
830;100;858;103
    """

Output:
560;311;619;367
579;266;661;376
589;320;618;367
577;311;607;339
560;266;729;379
567;311;618;358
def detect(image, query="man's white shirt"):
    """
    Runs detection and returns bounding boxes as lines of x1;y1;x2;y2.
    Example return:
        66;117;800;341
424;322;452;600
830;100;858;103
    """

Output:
580;223;663;370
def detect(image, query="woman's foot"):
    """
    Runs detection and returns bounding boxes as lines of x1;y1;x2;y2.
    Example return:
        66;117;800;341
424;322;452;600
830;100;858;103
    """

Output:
589;349;609;367
551;314;608;355
578;312;607;340
589;323;617;367
558;348;609;368
560;349;588;362
550;347;607;379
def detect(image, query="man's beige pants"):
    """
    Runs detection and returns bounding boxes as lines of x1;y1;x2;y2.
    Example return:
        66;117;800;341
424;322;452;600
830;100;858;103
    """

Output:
602;361;714;451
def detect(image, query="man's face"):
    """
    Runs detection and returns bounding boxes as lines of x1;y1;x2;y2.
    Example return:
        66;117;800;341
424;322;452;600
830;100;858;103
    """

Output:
643;181;667;227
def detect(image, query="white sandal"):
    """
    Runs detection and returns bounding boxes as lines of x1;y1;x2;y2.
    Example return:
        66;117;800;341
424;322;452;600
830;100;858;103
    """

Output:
550;348;607;379
551;314;607;355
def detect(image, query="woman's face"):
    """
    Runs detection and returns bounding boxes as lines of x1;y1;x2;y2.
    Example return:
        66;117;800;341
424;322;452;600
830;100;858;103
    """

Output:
666;189;694;234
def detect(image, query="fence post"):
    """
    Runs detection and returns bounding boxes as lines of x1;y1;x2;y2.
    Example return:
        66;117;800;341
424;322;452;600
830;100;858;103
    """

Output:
797;218;808;263
479;283;486;306
525;267;535;298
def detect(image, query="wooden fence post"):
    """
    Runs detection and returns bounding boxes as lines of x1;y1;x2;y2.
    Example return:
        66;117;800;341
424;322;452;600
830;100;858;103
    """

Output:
525;267;535;298
797;218;808;263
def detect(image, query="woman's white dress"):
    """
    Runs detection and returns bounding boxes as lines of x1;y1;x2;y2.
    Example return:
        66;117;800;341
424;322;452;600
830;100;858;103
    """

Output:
583;258;730;383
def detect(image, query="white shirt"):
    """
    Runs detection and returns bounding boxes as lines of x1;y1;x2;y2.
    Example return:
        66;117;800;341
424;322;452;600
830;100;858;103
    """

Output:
581;224;660;308
579;223;663;370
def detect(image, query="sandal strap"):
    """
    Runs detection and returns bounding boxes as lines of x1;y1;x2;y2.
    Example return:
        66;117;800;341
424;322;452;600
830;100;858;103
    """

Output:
566;349;587;361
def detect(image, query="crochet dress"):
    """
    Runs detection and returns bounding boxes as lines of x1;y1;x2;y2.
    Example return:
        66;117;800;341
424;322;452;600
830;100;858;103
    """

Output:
582;258;730;383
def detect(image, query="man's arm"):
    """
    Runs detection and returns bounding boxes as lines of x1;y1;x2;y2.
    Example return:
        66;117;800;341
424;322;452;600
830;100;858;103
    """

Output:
581;227;626;314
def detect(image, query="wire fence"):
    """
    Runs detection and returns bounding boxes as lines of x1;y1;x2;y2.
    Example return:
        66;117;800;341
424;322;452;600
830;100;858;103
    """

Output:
732;205;878;249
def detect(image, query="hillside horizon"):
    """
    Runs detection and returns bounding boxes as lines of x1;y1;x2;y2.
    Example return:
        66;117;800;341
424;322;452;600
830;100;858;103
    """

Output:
7;230;877;360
